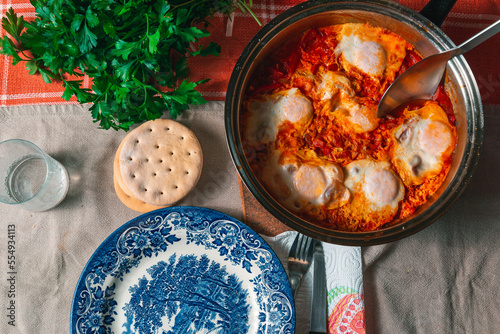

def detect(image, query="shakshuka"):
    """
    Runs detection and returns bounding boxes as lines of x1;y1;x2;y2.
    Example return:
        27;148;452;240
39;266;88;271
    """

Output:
240;22;457;232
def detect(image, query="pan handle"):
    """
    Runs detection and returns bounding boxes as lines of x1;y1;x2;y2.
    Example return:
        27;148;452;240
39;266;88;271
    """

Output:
419;0;458;27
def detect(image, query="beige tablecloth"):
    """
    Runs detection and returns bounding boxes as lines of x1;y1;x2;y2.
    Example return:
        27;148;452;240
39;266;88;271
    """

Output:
0;102;245;333
0;100;365;334
363;104;500;333
0;102;364;334
2;102;500;334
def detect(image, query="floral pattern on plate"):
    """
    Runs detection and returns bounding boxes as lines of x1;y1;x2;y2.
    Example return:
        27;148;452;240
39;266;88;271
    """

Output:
71;206;294;334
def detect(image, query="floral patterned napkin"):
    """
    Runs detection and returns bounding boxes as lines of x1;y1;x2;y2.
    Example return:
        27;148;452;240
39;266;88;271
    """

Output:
262;231;365;334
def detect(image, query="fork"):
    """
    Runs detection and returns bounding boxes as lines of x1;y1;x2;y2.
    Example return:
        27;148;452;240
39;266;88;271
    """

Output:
287;233;315;297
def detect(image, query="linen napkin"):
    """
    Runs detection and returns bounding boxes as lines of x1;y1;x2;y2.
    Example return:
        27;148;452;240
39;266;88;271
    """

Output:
262;231;365;334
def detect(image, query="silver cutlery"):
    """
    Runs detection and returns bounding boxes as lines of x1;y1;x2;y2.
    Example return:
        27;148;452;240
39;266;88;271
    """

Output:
310;240;327;334
287;233;314;297
377;19;500;118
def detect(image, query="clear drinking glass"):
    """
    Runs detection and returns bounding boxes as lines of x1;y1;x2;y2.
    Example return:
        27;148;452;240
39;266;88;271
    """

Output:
0;139;69;211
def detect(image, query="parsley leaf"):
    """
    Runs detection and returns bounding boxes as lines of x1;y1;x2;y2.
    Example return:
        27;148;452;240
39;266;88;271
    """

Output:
0;0;260;131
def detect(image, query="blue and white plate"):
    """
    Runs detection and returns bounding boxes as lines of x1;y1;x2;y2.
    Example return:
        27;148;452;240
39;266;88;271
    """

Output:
71;206;294;334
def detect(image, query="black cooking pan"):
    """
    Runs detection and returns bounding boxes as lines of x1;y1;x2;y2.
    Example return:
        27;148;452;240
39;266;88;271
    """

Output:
225;0;483;245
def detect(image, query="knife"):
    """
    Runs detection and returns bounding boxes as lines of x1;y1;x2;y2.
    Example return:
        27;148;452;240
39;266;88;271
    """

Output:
310;240;327;334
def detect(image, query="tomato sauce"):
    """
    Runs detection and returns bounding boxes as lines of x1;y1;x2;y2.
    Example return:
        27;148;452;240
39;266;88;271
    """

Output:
241;24;457;232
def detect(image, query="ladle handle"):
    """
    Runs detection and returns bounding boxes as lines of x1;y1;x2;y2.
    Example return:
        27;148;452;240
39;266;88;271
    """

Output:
420;0;458;27
454;20;500;55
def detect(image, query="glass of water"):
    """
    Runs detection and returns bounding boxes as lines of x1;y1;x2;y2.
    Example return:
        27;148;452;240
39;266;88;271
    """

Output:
0;139;69;211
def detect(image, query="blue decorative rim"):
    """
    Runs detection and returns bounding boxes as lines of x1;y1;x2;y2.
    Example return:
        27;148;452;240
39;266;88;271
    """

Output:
70;206;295;334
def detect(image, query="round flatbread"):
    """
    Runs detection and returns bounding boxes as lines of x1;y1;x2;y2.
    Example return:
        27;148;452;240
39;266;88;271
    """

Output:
114;135;136;200
113;173;167;213
117;119;203;206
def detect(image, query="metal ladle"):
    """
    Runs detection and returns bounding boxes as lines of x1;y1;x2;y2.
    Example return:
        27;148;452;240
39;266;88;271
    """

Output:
377;19;500;118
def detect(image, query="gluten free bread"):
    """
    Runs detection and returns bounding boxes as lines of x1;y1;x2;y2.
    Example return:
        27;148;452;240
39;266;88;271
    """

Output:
113;119;203;211
113;173;166;213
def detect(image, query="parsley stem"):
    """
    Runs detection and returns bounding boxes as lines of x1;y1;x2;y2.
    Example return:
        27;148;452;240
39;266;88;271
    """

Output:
171;0;209;10
17;51;33;62
237;1;261;26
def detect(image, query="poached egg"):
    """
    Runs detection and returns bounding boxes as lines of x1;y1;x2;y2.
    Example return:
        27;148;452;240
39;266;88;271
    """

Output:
391;102;456;186
343;159;405;226
334;23;408;83
244;88;313;146
260;151;350;212
314;69;379;133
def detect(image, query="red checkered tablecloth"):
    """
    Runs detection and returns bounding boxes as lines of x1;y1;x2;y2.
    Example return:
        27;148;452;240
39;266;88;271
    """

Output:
1;0;499;106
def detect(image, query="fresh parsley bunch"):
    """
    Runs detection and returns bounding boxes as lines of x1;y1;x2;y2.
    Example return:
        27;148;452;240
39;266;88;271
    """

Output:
1;0;259;130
